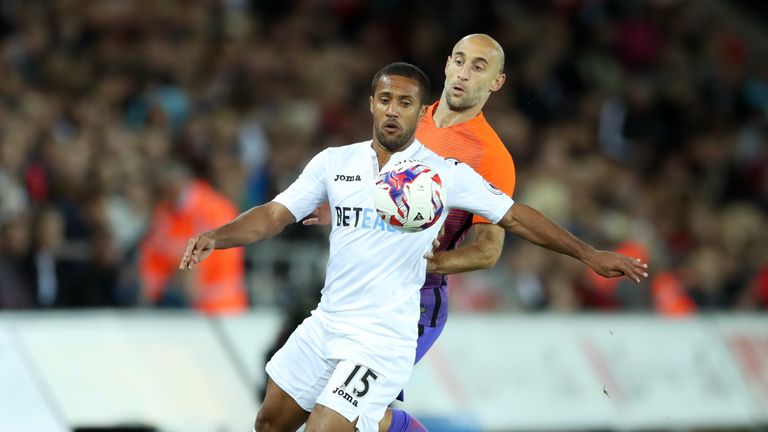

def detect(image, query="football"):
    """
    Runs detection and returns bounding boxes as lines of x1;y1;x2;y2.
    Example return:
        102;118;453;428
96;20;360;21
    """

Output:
373;160;445;232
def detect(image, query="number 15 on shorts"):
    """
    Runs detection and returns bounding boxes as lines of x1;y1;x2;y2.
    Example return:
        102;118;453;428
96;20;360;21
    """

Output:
318;358;405;424
330;361;379;408
341;364;377;397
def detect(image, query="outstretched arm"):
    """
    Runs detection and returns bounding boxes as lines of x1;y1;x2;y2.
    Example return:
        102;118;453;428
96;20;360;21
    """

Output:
497;203;648;282
426;223;504;274
179;201;296;270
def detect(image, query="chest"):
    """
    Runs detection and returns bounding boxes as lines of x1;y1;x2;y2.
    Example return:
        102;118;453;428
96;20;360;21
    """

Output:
417;127;484;168
324;153;376;231
326;152;378;206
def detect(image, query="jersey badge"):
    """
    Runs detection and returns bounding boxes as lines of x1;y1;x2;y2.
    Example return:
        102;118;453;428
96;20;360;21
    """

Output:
484;179;503;195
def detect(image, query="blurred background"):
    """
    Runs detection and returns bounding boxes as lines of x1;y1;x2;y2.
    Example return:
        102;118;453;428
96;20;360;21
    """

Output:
0;0;767;431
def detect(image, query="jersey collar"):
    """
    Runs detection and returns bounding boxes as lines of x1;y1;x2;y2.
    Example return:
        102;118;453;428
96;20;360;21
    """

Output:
369;138;424;164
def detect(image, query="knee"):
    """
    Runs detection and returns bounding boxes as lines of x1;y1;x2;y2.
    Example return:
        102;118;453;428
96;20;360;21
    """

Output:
254;409;280;432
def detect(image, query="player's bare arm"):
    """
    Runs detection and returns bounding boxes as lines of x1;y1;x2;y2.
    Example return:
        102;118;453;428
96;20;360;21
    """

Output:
498;203;649;283
179;202;296;270
426;223;504;274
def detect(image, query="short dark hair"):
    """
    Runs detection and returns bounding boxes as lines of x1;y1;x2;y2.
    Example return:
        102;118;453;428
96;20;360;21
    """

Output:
371;62;431;105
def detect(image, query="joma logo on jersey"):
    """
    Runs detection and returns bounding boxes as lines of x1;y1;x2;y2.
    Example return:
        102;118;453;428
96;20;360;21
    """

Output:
332;387;359;407
334;174;361;182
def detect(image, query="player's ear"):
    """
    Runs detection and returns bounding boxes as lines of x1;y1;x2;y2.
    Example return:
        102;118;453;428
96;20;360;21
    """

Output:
444;56;452;73
490;73;506;93
418;103;427;120
369;96;374;113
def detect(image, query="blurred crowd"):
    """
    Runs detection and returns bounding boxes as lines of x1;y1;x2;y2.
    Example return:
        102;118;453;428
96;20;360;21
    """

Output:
0;0;766;315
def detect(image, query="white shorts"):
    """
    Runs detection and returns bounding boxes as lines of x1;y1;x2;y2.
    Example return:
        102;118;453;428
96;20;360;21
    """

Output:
265;314;413;432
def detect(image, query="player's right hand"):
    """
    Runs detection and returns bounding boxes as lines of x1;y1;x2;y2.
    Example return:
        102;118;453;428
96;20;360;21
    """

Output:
179;234;215;270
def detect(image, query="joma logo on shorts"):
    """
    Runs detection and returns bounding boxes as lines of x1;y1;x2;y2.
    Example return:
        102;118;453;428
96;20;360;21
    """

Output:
334;174;361;182
332;387;359;407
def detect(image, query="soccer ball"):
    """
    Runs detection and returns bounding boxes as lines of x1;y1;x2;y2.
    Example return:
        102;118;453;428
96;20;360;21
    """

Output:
373;160;445;232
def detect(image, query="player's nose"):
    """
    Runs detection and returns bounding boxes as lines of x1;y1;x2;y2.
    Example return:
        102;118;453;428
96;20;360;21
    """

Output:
457;63;470;80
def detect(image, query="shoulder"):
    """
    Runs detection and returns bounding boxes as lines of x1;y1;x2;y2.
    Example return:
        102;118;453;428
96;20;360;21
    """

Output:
419;151;467;184
324;141;371;157
309;142;368;167
414;139;464;167
468;117;516;194
413;141;450;167
465;118;514;179
473;119;512;158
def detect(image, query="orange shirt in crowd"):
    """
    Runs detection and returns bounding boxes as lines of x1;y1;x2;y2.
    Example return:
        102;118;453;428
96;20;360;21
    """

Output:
140;179;247;314
652;271;697;316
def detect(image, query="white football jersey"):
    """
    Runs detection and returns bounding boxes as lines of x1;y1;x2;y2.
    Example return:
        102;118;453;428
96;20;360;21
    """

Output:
273;139;513;371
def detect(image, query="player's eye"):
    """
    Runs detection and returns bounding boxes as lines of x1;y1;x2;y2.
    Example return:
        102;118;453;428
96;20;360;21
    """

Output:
380;97;390;104
454;59;463;65
474;64;485;71
401;100;412;107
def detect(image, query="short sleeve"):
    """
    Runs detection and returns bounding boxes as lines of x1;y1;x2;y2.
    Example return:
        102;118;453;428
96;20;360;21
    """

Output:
446;159;514;224
471;144;515;224
272;149;329;221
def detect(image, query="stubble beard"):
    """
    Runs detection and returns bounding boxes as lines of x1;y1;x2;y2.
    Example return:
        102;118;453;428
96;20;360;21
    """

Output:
375;125;415;152
444;89;477;112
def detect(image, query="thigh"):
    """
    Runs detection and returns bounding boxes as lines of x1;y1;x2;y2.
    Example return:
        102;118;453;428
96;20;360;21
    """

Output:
358;325;446;432
257;378;310;431
265;316;336;411
305;403;356;432
314;359;410;432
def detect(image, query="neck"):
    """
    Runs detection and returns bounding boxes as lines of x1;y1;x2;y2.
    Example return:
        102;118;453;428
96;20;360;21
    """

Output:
371;138;414;168
432;94;484;128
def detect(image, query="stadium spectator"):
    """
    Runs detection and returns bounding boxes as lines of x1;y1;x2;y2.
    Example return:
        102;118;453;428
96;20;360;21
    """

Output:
0;215;34;308
139;159;247;314
0;0;765;313
22;206;70;308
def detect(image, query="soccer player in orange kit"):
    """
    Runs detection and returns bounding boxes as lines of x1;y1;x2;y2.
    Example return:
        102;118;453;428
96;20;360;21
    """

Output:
385;32;515;432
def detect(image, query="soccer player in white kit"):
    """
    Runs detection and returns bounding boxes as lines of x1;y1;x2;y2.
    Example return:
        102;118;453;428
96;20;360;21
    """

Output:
179;63;648;432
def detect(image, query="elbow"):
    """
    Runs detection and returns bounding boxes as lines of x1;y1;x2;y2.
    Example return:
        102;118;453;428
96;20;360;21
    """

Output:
501;206;529;238
506;220;525;237
498;207;522;234
485;254;502;270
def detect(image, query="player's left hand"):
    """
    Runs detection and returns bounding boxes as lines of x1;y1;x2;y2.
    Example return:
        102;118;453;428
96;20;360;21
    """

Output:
424;237;440;260
586;250;649;283
424;225;446;272
302;202;332;226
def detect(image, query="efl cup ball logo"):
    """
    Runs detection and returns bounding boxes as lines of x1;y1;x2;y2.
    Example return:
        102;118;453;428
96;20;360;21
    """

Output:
373;161;445;232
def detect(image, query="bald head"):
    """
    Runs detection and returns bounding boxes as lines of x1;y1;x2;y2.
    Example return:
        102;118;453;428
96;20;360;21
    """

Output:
453;34;505;73
440;34;507;114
